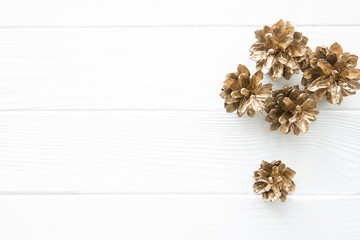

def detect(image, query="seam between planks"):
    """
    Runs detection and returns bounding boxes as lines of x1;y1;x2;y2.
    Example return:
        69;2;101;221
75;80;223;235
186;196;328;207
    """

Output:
0;192;360;198
0;109;359;112
0;24;360;29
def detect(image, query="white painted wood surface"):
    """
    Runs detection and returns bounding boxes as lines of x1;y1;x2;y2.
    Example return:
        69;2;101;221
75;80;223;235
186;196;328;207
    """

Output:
0;0;359;26
1;195;359;240
0;0;360;239
0;27;359;110
0;111;359;194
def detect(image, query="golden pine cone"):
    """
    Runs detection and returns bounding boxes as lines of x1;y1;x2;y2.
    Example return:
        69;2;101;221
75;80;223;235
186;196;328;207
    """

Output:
265;85;319;135
219;64;272;117
253;160;296;202
250;19;309;81
302;42;360;105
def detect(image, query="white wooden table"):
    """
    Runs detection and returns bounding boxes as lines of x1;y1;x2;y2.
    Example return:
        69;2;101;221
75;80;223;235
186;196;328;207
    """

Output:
0;0;359;239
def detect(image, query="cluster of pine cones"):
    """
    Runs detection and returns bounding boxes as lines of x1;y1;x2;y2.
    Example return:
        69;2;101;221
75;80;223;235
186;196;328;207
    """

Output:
220;19;360;135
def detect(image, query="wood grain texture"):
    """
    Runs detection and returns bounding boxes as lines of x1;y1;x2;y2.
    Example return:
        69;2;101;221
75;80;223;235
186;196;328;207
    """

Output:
0;1;360;238
1;195;359;240
0;0;359;26
0;111;359;194
0;27;359;111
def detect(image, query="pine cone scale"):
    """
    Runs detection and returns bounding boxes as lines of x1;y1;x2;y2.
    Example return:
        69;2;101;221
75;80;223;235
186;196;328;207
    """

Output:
279;35;293;50
288;45;307;57
225;103;237;113
329;42;343;57
318;60;333;75
347;69;360;80
270;63;284;81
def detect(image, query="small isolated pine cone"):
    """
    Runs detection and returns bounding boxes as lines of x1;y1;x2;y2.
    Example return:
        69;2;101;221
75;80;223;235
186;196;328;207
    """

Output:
302;42;360;105
250;19;310;81
219;64;272;117
253;160;296;202
265;85;319;135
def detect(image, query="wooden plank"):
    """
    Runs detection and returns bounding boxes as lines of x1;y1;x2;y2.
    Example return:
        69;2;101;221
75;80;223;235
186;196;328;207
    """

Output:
0;27;359;111
0;111;359;194
0;0;359;26
0;195;359;239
